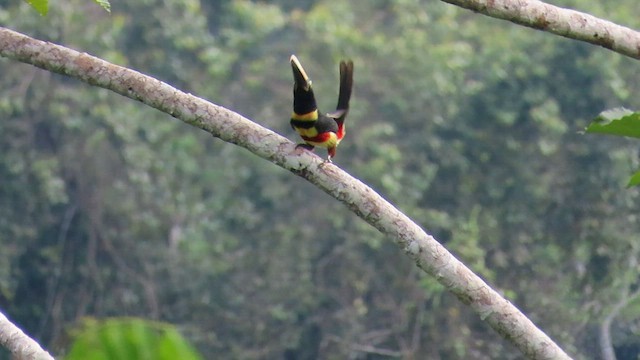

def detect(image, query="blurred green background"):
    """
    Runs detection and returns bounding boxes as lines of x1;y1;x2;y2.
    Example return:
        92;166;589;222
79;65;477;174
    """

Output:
1;0;640;358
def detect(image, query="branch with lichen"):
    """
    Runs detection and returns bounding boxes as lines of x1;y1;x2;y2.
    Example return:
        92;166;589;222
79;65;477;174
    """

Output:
441;0;640;60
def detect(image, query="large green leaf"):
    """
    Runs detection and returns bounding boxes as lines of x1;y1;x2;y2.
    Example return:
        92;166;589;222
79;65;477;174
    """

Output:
627;170;640;188
25;0;48;15
587;108;640;187
585;108;640;139
65;318;203;360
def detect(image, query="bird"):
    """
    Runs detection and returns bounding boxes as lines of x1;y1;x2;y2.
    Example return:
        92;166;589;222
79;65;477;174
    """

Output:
289;55;353;162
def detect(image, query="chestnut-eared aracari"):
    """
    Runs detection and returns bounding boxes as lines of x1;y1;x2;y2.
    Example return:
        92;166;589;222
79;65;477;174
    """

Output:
290;55;354;162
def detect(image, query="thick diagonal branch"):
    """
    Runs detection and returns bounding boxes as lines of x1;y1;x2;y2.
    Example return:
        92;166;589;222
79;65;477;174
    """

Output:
0;27;571;359
441;0;640;60
0;310;54;360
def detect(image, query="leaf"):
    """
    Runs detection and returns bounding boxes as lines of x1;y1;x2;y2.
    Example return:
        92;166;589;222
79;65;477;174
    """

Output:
585;108;640;139
158;328;203;360
93;0;111;13
65;318;203;360
627;171;640;188
25;0;48;16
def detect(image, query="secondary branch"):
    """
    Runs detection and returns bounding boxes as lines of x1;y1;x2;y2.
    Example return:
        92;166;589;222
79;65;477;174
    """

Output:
441;0;640;60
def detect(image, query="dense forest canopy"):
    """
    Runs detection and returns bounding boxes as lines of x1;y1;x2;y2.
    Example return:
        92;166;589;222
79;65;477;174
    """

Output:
1;0;640;358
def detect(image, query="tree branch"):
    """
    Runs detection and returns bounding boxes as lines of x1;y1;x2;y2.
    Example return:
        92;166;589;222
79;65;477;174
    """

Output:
599;288;640;360
441;0;640;60
0;309;54;360
0;27;571;359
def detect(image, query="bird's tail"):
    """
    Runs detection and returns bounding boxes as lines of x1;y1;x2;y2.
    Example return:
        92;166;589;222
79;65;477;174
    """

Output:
337;60;353;111
331;60;354;125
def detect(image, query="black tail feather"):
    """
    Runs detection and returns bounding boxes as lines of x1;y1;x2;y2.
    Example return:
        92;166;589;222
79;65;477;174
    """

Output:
336;60;354;112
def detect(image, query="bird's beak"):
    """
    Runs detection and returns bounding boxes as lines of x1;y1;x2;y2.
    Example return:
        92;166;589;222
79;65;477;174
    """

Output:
290;55;312;91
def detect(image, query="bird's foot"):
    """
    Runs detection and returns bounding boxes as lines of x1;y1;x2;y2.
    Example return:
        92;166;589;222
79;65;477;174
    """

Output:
326;148;336;163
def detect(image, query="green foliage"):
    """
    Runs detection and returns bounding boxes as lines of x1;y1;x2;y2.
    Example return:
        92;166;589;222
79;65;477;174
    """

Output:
628;171;640;187
25;0;47;16
3;0;640;358
23;0;111;15
94;0;111;13
586;108;640;138
587;108;640;186
65;318;202;360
